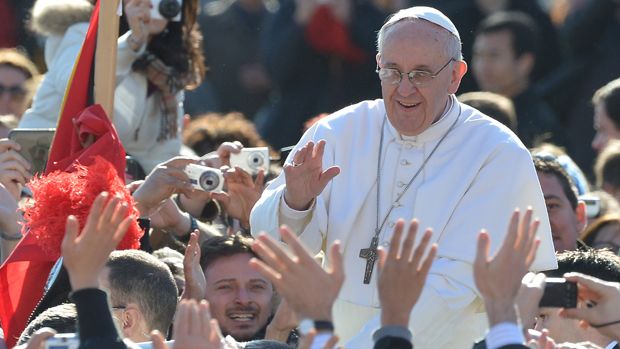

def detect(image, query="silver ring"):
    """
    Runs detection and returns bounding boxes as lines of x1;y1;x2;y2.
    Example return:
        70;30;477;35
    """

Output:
291;161;303;167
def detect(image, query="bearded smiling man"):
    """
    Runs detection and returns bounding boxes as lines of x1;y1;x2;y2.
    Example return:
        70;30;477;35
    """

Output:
200;235;276;341
251;6;557;349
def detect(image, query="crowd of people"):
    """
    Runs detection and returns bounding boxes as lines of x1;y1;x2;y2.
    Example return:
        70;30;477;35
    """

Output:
2;0;620;348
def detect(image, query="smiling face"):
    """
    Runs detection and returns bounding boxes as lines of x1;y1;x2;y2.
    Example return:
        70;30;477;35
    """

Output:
204;253;274;341
376;20;466;136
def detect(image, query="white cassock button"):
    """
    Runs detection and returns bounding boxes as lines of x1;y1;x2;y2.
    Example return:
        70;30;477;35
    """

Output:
388;221;395;228
400;159;410;166
397;181;405;187
382;241;391;248
405;143;413;149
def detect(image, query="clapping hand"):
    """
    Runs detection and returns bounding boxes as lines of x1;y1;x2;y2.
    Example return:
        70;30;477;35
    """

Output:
151;300;224;349
283;140;340;211
377;219;437;327
182;231;206;301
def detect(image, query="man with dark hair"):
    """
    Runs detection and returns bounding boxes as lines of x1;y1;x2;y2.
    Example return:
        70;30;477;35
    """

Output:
472;11;564;147
534;156;586;252
99;249;178;343
535;249;620;347
199;234;280;342
17;303;77;345
458;91;517;131
592;78;620;153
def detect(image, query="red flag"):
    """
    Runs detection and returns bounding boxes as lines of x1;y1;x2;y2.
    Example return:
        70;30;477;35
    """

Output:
0;2;139;346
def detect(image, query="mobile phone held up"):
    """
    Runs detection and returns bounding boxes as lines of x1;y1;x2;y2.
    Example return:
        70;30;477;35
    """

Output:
8;128;55;175
538;277;578;308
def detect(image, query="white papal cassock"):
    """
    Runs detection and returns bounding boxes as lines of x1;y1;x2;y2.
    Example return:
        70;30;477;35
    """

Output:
250;95;557;349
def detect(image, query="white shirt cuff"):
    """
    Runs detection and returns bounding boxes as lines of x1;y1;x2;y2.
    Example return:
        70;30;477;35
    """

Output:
280;192;315;219
486;322;525;349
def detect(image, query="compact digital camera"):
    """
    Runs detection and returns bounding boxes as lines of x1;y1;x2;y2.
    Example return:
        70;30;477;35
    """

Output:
45;334;79;349
185;164;224;192
150;0;182;21
230;147;270;175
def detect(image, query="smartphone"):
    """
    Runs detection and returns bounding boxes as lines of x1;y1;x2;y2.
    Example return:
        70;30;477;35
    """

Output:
538;277;578;308
8;128;55;175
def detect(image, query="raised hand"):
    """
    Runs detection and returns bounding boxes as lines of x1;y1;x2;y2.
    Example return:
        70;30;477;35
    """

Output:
211;166;265;229
474;208;541;326
249;226;344;321
283;140;340;211
61;192;134;291
151;300;223;349
377;219;437;327
182;231;206;301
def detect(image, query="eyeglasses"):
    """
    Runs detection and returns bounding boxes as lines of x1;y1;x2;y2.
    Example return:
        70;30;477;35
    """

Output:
0;84;27;99
376;58;454;86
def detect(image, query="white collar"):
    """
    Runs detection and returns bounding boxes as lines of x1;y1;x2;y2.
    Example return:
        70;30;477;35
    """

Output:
605;341;618;349
384;95;460;145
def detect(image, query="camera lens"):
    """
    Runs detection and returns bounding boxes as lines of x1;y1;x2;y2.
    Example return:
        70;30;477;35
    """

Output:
198;170;220;191
159;0;181;19
247;152;264;169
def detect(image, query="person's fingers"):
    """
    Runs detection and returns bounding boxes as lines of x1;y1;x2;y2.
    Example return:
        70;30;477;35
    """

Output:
99;196;121;231
110;201;129;227
419;241;437;278
564;272;614;296
502;209;520;252
525;238;541;268
0;168;28;185
377;247;388;273
279;226;314;265
314;139;327;160
0;149;31;170
84;192;108;233
255;168;266;189
516;207;533;251
328;240;344;282
61;215;79;257
388;219;405;261
399;219;418;261
0;159;32;179
248;257;283;289
474;230;490;272
112;215;133;245
318;166;340;188
199;300;212;339
323;334;339;349
302;141;315;164
0;139;21;152
233;166;254;186
298;330;317;349
559;307;593;322
174;300;190;338
255;232;296;271
26;327;57;348
189;300;201;335
150;330;168;349
411;227;432;267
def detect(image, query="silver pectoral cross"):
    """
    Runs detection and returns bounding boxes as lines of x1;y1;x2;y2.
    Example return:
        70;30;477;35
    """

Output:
359;236;379;284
